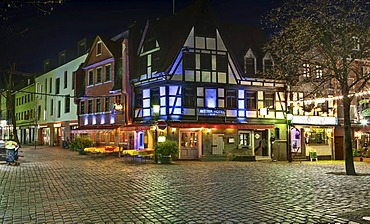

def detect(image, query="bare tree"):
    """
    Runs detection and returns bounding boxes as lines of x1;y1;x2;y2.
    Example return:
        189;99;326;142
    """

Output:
0;0;62;143
264;0;370;175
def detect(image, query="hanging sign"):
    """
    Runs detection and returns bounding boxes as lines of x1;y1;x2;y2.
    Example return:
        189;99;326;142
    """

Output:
291;116;337;126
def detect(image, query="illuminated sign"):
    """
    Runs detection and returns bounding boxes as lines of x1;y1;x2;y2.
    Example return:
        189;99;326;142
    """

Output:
113;103;123;111
291;116;337;126
198;108;225;116
362;108;370;117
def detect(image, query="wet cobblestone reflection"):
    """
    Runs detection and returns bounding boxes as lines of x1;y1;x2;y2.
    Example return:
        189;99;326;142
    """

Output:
1;146;370;223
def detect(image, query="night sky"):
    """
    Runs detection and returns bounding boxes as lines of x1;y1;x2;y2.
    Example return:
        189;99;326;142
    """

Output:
0;0;283;74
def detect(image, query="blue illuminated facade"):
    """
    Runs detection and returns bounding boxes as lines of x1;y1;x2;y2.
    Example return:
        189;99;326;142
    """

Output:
125;0;289;161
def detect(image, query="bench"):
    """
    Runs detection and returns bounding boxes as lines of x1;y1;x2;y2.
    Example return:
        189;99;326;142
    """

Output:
84;146;119;157
122;149;154;163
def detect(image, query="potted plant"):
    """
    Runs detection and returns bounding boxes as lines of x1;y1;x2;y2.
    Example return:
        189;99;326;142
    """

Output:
71;137;93;155
154;140;179;164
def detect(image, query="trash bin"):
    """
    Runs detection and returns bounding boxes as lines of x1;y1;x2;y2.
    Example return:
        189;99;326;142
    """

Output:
0;140;6;161
5;141;19;165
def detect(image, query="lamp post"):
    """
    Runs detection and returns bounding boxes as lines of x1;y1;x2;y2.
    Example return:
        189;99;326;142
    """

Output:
287;111;293;162
153;105;160;163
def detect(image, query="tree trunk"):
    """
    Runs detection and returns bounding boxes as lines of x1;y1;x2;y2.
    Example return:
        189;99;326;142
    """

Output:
5;64;19;144
343;95;356;175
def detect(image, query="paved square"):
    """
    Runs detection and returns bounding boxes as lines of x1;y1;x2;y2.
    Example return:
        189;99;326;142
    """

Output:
1;146;370;223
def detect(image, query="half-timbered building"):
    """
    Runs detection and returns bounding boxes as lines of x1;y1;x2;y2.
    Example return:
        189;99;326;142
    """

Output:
127;0;289;161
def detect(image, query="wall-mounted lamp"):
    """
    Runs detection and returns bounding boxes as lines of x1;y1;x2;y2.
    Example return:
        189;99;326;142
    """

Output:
153;105;160;115
207;128;211;135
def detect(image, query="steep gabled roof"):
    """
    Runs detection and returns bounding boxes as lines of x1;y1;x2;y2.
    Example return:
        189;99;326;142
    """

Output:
218;22;266;75
133;0;266;79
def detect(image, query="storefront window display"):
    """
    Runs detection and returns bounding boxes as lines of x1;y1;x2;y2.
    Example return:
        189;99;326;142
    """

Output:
305;128;329;145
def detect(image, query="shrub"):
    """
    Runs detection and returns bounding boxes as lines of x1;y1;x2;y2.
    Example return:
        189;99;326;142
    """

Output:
154;140;179;156
71;137;93;151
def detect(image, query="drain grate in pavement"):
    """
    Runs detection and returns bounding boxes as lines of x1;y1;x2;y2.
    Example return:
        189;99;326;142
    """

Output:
338;208;370;224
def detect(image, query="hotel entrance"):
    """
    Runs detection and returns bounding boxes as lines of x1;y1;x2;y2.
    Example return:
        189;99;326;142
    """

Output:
179;130;201;159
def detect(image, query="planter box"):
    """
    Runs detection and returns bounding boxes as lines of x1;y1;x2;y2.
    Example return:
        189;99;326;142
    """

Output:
159;155;172;164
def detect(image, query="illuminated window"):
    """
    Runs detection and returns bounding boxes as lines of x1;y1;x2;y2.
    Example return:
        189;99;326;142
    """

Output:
264;93;274;109
205;88;217;108
303;63;310;77
96;67;102;83
246;92;256;110
239;132;251;147
138;132;144;149
315;65;322;79
150;88;160;107
88;70;94;85
226;89;237;108
105;64;111;81
352;36;360;51
96;41;102;55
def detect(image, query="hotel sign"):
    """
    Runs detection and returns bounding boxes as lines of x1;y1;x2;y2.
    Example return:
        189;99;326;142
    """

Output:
198;108;225;116
291;116;338;126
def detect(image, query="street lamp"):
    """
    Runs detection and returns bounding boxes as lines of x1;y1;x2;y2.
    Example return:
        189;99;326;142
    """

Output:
153;105;160;163
287;111;293;162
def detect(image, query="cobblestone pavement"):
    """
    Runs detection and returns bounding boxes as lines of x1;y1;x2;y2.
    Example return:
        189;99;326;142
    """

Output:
1;146;370;224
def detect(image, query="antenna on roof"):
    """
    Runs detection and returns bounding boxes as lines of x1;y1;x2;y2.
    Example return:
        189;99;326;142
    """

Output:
173;0;175;15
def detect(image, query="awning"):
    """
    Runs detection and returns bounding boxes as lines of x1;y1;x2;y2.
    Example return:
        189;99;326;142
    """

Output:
119;124;150;132
71;125;120;133
169;122;274;130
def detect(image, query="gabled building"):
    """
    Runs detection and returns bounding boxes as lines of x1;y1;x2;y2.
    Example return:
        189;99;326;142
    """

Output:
35;50;88;146
127;0;289;161
73;33;128;146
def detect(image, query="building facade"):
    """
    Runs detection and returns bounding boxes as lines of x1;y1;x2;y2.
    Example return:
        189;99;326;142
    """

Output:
35;53;88;146
14;80;37;145
73;34;128;146
126;1;289;161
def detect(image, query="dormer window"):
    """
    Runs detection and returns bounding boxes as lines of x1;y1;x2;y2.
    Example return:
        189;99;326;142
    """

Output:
96;41;102;55
263;53;273;75
244;48;256;76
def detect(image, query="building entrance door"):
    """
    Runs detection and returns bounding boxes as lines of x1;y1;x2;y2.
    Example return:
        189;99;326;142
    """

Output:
212;134;224;155
180;131;199;159
335;136;344;160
